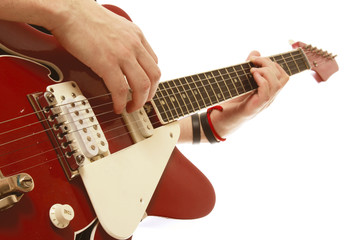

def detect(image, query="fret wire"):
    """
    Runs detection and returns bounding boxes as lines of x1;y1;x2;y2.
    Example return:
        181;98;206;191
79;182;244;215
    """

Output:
284;53;299;75
201;73;220;103
224;66;245;96
177;78;197;113
153;50;309;122
156;83;172;122
240;63;254;90
173;78;192;115
152;92;169;123
161;81;180;119
193;74;215;106
274;55;289;74
215;68;233;100
168;80;186;116
184;76;204;109
290;51;301;73
156;50;304;97
228;66;244;95
281;54;292;75
297;49;310;71
209;71;228;101
156;50;305;103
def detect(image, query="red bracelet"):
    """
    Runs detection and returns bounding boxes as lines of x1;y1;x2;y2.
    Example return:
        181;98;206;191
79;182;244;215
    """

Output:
207;106;226;142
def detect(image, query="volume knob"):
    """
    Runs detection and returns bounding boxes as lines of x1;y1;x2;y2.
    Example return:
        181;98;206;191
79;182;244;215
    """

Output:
49;204;75;229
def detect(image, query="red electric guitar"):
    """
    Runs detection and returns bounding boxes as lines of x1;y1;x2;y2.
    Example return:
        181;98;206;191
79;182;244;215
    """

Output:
0;4;338;240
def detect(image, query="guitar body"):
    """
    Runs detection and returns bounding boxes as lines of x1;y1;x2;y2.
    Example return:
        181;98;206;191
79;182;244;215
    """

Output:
0;5;215;240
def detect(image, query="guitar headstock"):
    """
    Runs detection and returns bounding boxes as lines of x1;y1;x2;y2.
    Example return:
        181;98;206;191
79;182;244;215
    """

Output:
291;41;339;82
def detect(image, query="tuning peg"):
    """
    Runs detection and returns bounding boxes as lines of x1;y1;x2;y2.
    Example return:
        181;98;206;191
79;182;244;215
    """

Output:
304;44;311;50
311;46;318;52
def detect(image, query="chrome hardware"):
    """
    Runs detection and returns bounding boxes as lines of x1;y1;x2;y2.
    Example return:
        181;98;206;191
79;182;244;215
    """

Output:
45;92;55;103
0;171;34;211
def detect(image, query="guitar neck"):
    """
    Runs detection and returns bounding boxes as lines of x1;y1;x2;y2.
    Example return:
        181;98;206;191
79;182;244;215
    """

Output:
152;48;311;124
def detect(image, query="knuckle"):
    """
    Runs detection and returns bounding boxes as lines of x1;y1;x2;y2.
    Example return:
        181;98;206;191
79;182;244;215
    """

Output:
120;48;133;60
151;67;161;81
264;93;271;102
133;24;143;37
117;85;128;95
139;79;151;92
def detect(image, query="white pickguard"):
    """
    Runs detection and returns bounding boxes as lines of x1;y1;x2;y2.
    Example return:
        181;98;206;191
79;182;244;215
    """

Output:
79;122;180;239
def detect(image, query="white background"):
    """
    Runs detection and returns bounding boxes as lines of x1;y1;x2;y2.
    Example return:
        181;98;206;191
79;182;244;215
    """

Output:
98;1;359;239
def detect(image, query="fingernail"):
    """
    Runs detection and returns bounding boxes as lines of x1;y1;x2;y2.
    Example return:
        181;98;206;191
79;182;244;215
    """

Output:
250;56;258;62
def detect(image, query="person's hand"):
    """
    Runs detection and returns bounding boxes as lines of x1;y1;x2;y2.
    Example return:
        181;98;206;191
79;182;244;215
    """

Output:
50;1;161;113
210;51;290;137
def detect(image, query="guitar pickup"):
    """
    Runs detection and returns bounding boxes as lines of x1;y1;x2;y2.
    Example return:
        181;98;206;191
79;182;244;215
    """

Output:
27;81;111;180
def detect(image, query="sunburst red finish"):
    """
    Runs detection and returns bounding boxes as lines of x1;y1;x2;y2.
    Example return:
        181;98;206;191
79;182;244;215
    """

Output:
0;5;215;240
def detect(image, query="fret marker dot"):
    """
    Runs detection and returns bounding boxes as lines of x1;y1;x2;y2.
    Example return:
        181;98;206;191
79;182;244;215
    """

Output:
218;93;222;98
234;78;238;82
160;100;165;105
194;90;198;95
182;94;186;98
170;97;175;102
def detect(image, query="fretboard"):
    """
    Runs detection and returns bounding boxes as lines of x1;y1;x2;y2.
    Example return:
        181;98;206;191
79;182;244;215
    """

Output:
152;48;310;124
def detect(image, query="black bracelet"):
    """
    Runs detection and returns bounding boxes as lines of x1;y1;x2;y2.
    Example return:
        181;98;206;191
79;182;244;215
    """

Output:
191;113;201;144
200;112;219;144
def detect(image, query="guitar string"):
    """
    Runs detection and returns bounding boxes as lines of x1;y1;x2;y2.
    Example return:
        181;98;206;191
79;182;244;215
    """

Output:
0;114;124;168
0;63;303;169
0;53;329;172
0;92;112;126
0;52;308;147
0;52;327;150
0;59;327;171
0;50;305;126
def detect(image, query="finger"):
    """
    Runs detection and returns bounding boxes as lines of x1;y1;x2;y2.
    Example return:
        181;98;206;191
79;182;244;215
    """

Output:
250;57;281;78
246;50;261;61
102;68;129;114
274;62;290;85
137;49;161;100
251;70;271;104
122;58;151;113
251;67;281;94
141;37;159;64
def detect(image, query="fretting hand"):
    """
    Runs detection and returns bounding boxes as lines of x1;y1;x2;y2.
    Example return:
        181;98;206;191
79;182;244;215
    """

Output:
178;51;289;143
211;51;290;137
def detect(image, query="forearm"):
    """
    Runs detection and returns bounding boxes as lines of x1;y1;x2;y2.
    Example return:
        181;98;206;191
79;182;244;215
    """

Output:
0;0;87;30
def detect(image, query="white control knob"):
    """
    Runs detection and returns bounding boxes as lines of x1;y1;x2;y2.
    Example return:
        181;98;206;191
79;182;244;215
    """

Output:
49;204;75;229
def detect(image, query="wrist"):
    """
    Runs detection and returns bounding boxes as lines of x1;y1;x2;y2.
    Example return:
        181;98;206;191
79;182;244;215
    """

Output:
210;104;248;138
43;0;101;31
